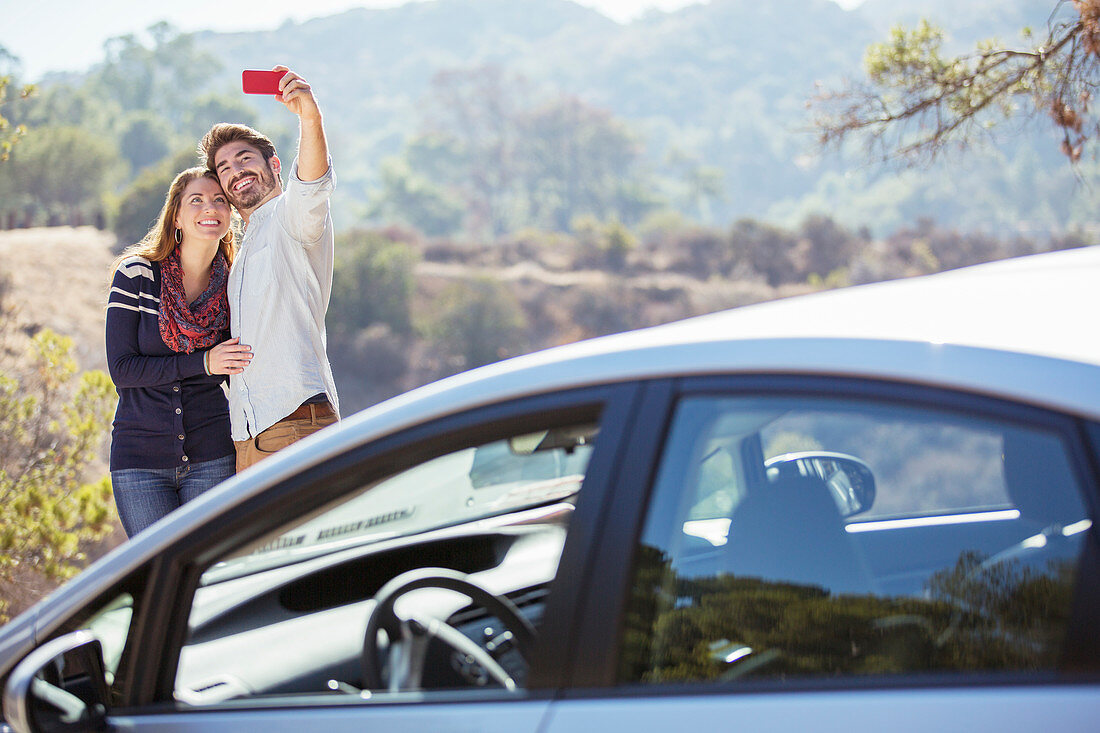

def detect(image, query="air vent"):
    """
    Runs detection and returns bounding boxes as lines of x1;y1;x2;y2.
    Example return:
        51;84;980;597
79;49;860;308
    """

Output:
175;674;251;705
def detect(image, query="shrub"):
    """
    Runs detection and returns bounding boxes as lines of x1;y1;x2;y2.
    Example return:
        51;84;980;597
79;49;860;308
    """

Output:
422;277;527;372
113;148;195;249
330;230;419;336
0;324;116;622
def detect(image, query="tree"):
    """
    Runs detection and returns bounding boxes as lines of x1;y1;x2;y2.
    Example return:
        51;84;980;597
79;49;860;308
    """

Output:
0;46;34;163
16;82;115;136
91;23;221;124
0;310;116;622
181;94;258;139
0;51;34;227
573;215;639;271
423;277;527;371
424;66;530;237
663;147;725;223
368;157;465;237
730;218;801;286
330;229;419;336
6;126;119;224
798;214;861;281
813;2;1100;163
119;111;176;174
114;148;196;247
397;66;655;238
520;96;647;230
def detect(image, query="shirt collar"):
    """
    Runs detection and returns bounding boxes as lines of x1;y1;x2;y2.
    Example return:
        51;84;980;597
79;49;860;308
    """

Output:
243;194;278;230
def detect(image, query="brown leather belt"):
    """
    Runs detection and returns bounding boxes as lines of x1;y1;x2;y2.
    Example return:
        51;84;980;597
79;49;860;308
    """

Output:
283;401;336;422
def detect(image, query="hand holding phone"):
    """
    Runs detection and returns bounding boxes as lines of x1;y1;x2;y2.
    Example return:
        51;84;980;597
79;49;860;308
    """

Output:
242;70;284;95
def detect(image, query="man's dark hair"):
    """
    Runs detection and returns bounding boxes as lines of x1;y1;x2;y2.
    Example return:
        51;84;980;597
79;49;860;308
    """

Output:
200;123;278;172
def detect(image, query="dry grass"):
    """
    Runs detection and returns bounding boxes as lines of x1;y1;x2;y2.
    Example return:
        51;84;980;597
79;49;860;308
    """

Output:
0;226;117;372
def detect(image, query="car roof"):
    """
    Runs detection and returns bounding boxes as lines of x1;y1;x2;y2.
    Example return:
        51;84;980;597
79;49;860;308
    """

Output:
663;244;1100;366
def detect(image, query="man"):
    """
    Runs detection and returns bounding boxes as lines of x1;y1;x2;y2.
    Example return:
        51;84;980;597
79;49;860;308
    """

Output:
201;65;339;472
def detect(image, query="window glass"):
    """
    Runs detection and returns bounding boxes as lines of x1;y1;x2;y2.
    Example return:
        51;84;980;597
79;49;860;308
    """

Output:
620;396;1091;685
762;407;1008;518
176;422;598;705
81;592;134;687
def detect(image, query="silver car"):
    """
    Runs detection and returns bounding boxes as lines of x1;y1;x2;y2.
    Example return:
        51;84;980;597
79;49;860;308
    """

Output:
2;247;1099;732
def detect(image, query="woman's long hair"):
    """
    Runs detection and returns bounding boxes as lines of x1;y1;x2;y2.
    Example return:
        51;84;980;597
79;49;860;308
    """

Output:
113;167;236;273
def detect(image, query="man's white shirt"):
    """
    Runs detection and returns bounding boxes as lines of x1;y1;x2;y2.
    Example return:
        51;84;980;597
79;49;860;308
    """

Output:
227;157;340;441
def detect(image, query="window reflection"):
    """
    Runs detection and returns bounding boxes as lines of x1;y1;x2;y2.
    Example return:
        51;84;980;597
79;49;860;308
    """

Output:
619;396;1089;685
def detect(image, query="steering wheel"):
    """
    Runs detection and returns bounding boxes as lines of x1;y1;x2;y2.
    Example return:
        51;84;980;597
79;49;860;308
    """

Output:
361;567;537;692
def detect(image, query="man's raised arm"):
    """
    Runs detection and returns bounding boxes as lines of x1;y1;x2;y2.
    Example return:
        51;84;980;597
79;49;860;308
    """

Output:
273;65;330;182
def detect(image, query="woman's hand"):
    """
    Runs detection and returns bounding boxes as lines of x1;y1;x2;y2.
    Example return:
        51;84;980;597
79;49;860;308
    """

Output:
207;338;253;375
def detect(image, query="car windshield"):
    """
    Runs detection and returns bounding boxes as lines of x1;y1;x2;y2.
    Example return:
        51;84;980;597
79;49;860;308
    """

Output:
201;425;597;584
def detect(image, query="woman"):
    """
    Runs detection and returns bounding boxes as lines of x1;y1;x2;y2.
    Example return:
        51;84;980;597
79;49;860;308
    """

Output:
106;167;253;538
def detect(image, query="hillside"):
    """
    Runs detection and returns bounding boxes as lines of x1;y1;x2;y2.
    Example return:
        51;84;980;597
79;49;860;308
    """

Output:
0;217;1081;416
3;0;1096;245
181;0;1096;236
0;224;795;411
0;227;115;373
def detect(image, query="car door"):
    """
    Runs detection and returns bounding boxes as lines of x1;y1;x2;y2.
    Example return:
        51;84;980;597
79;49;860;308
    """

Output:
544;375;1100;731
4;383;642;733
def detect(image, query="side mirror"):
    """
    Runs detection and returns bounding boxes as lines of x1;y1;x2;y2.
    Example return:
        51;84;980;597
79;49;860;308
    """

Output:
765;451;876;517
3;630;110;733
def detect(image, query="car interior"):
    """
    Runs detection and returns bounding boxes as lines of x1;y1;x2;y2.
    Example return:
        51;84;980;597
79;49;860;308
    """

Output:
171;422;600;704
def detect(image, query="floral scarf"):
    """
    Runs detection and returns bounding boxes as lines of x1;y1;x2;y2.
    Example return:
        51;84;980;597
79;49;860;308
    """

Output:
158;246;229;353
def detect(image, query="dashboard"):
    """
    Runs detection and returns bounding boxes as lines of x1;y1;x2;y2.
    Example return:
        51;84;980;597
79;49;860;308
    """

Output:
175;504;572;704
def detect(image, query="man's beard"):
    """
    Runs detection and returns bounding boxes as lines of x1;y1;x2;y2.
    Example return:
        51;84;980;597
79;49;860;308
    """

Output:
229;165;278;211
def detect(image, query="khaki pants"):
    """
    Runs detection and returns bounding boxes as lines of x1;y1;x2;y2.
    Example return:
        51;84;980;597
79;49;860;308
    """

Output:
235;405;338;473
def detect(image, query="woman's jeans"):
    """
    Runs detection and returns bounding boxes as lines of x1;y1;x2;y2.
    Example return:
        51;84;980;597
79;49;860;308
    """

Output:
110;454;235;538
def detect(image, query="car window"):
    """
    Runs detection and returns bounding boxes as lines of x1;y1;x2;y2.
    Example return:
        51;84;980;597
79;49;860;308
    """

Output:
202;426;593;583
619;395;1092;685
175;421;598;705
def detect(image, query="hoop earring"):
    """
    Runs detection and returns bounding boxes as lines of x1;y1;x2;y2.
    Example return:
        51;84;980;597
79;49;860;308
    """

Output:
174;228;182;244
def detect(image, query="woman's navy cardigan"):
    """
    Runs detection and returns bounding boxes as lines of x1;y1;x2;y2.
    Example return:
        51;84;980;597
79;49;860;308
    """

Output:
106;256;233;471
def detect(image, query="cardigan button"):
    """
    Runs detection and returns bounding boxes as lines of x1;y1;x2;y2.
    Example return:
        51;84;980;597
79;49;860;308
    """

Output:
175;408;182;414
178;434;185;440
173;385;180;392
181;455;189;462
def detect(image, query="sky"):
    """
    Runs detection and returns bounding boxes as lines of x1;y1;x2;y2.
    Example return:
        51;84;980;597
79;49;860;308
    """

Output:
1;0;865;82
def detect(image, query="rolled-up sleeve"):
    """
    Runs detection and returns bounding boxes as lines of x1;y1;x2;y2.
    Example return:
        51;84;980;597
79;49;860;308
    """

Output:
277;157;336;246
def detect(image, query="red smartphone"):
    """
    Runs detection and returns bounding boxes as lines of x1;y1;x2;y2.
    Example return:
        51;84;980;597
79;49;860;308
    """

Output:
242;70;283;95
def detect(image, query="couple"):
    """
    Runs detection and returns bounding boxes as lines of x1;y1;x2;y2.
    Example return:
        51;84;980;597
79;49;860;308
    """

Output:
105;66;340;538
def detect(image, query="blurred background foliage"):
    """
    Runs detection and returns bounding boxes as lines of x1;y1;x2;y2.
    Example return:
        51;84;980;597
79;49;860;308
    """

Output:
0;0;1098;240
0;292;115;623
